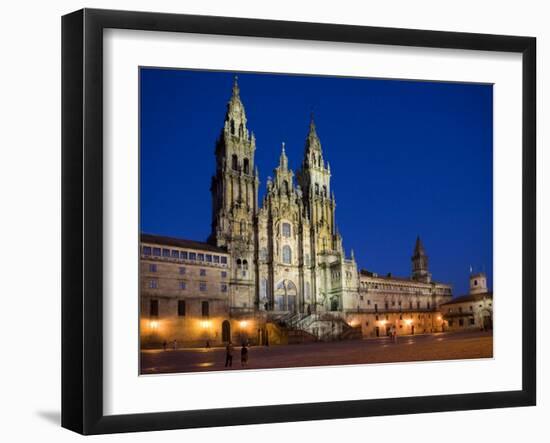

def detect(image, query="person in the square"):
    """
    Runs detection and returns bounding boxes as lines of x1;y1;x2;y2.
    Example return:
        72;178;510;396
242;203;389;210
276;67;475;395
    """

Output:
241;343;249;368
225;342;234;367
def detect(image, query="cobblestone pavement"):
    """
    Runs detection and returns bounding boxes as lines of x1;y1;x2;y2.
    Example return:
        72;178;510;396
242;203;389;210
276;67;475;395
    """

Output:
140;331;493;374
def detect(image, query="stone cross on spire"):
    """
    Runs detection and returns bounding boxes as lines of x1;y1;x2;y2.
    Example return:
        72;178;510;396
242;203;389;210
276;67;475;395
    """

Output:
279;141;288;170
309;111;317;137
232;74;240;98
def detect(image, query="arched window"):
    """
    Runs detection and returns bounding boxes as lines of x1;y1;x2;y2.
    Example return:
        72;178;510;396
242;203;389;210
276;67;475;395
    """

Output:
305;282;311;300
282;222;291;237
260;278;267;300
239;123;243;137
260;247;268;261
282;246;292;264
323;185;327;197
230;119;235;135
243;158;249;174
231;154;238;171
315;183;319;195
283;180;289;194
237;258;248;277
240;220;245;235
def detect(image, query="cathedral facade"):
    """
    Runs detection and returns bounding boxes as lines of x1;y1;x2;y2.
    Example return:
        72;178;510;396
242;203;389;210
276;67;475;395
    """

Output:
208;77;356;317
140;77;453;347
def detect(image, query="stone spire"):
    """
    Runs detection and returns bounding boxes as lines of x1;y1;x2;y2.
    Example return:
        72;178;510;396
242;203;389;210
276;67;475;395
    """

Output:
232;74;240;99
224;74;248;140
272;141;294;197
305;113;322;154
279;142;288;170
210;74;257;248
411;236;430;283
296;114;336;255
414;236;426;255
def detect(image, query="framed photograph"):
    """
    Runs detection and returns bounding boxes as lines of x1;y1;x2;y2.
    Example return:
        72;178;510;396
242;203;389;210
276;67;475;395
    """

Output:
62;8;536;435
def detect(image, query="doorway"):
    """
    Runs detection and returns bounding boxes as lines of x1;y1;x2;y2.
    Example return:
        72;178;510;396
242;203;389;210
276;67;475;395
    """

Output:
222;320;231;343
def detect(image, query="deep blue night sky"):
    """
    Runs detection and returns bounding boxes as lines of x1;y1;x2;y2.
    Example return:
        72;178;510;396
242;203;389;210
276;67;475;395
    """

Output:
140;68;493;297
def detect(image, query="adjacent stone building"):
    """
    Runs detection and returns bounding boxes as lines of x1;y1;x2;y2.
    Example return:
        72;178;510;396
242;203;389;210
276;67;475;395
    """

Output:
440;273;493;332
140;77;457;347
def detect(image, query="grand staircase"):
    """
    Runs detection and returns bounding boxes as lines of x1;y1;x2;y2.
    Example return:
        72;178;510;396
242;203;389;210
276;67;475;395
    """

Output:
269;311;362;344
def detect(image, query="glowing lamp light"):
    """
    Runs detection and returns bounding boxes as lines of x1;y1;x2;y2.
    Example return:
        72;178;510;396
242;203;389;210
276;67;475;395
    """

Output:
239;320;248;329
380;320;387;325
437;316;442;321
405;319;413;326
149;320;159;330
200;320;211;329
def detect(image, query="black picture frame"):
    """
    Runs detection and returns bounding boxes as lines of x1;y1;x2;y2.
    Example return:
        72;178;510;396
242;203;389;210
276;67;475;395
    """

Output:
62;8;536;435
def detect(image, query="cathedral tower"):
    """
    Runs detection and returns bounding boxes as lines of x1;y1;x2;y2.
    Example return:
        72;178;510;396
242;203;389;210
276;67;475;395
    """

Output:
296;116;338;255
209;76;259;307
411;236;431;283
469;272;488;294
209;75;259;247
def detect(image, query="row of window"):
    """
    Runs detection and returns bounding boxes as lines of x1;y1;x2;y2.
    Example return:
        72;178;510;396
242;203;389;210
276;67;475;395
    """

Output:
389;300;429;309
361;300;431;311
258;247;293;265
231;154;249;173
374;313;433;321
258;247;310;265
449;318;476;327
148;264;227;278
447;302;492;314
361;281;431;294
149;299;210;317
310;153;323;169
148;279;227;293
313;183;328;197
142;246;228;265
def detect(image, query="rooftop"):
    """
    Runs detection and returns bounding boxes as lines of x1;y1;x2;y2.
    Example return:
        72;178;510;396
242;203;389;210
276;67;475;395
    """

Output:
359;269;451;287
140;233;228;254
440;291;493;306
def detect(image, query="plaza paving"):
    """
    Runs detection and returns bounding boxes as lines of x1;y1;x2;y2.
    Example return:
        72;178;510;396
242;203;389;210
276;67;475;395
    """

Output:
140;330;493;374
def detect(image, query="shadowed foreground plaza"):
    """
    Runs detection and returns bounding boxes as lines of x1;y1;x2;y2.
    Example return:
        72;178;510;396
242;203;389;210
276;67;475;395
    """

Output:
140;331;493;374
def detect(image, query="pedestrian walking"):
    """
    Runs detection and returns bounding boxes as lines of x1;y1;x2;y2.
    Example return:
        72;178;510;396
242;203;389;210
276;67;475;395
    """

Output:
241;343;249;368
391;326;397;343
162;340;167;351
225;342;234;367
172;339;177;350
